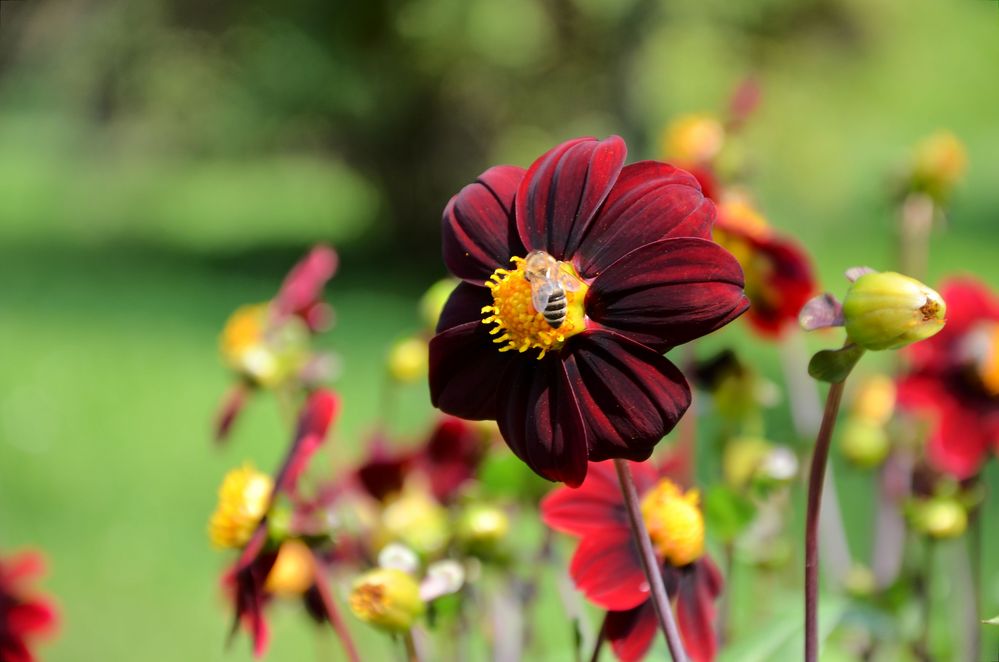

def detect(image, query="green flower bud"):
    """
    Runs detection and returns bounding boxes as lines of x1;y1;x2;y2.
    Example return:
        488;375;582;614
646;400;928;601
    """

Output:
456;503;510;556
839;418;891;469
420;278;459;331
379;491;450;557
842;272;946;350
844;563;877;598
387;337;428;384
722;436;772;490
348;568;425;632
912;497;967;539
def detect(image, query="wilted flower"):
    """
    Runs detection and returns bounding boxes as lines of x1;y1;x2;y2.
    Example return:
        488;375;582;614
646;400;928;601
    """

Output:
0;551;58;662
542;461;722;662
842;271;946;351
714;197;816;336
431;136;748;486
896;278;999;477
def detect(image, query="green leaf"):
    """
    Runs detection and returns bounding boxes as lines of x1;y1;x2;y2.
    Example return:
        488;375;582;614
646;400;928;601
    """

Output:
719;594;847;662
704;485;756;542
807;344;865;383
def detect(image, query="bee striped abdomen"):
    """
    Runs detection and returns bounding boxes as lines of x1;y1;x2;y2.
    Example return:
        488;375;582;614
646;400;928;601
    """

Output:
543;289;568;328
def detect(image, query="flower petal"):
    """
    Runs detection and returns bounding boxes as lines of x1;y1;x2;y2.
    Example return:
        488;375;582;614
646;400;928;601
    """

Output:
430;284;515;420
676;558;723;662
587;237;748;352
274;388;339;496
606;603;658;662
516;136;626;260
569;529;649;610
562;331;691;462
573;161;713;278
540;461;629;537
496;356;589;486
443;165;526;283
273;244;338;323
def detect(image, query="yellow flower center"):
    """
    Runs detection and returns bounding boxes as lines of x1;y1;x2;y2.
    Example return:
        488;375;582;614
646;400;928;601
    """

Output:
348;568;425;632
663;114;725;164
208;464;273;549
640;478;705;567
264;539;315;596
481;254;588;360
968;323;999;396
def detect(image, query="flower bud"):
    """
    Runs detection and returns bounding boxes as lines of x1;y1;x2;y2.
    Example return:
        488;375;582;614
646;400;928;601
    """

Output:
842;272;946;350
348;568;425;632
911;497;967;539
844;563;877;598
208;464;273;549
722;437;772;490
379;491;449;557
456;503;510;556
387;337;428;384
662;114;725;164
264;540;315;596
850;375;896;425
839;419;891;469
912;131;967;199
420;278;459;331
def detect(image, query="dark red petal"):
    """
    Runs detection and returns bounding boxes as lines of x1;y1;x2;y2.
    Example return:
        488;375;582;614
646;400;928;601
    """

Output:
430;322;515;421
273;245;338;321
606;603;658;662
676;559;724;662
742;235;816;337
443;165;526;283
573;161;713;278
897;375;988;478
587;238;748;352
355;437;413;502
3;552;46;584
214;383;249;444
540;461;629;536
562;331;691;462
274;389;339;495
7;601;58;635
516;136;627;260
496;356;589;486
0;640;33;662
569;529;649;610
420;417;484;501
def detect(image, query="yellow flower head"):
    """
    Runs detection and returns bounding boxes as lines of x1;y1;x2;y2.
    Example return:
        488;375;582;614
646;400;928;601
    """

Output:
219;303;310;388
348;568;425;632
640;478;705;567
662;113;725;165
208;464;273;549
264;539;315;596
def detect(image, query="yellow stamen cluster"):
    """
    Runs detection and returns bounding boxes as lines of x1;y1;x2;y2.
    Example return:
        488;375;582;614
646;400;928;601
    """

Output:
640;479;705;567
974;324;999;396
264;539;316;596
348;568;425;632
208;464;273;549
481;256;588;359
662;113;725;164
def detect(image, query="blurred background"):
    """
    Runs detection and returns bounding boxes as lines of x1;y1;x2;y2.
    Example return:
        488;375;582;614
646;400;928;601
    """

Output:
1;0;998;659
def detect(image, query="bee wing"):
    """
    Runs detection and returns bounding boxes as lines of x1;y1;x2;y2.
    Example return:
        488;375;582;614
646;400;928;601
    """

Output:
531;280;556;314
557;265;582;292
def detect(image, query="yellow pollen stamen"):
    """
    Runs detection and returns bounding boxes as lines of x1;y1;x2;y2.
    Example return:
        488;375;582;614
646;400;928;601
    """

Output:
640;478;705;567
208;464;273;549
482;254;588;359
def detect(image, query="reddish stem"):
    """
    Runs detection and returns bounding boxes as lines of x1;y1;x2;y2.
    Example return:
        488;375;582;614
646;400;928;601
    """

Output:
804;380;846;662
312;560;362;662
613;459;688;662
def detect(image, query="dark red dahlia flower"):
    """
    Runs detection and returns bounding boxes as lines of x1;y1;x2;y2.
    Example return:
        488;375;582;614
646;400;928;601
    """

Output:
541;461;722;662
0;551;58;662
430;136;748;486
897;278;999;478
713;198;815;337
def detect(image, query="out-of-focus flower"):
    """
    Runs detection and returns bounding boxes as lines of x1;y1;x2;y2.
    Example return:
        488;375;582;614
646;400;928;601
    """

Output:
348;568;425;633
662;114;726;167
542;461;722;662
714;197;817;337
692;349;780;424
263;540;315;597
839;375;896;468
842;271;946;351
897;278;999;477
0;551;58;662
378;489;449;558
209;464;274;549
455;503;510;556
431;136;748;486
908;132;967;204
908;496;968;539
387;337;429;384
214;246;338;442
420;278;459;331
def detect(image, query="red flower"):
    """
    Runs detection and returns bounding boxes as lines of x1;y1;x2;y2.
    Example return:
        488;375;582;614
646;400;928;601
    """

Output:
541;461;722;662
430;136;748;486
0;551;58;662
713;198;815;337
272;245;339;332
897;278;999;477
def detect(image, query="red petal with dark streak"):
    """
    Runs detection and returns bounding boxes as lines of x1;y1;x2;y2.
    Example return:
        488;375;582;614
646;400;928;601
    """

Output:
606;603;658;662
516;137;626;260
569;529;649;611
443;165;525;283
588;238;748;352
541;461;629;537
563;331;691;462
676;558;723;662
574;161;713;278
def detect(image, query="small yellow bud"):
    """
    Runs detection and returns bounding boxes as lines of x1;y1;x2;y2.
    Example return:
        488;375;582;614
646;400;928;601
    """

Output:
851;375;897;425
419;278;459;331
912;131;967;198
387;337;429;383
208;465;273;549
456;503;510;555
839;419;891;469
843;272;946;351
380;490;449;557
722;437;773;490
640;479;704;567
913;497;968;539
662;114;725;164
844;563;877;597
348;568;425;632
219;303;310;387
264;540;315;596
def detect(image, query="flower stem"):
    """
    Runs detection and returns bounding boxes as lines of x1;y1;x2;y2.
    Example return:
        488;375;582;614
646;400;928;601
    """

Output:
804;380;846;662
403;629;421;662
613;459;688;662
311;562;361;662
588;613;608;662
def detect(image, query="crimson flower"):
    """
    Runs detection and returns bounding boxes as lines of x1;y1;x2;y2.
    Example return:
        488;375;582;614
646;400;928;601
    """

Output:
541;461;722;662
713;198;815;337
430;136;748;486
896;278;999;478
0;551;58;662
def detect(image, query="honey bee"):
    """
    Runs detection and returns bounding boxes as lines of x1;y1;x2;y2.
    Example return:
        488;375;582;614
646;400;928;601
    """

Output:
523;250;582;329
